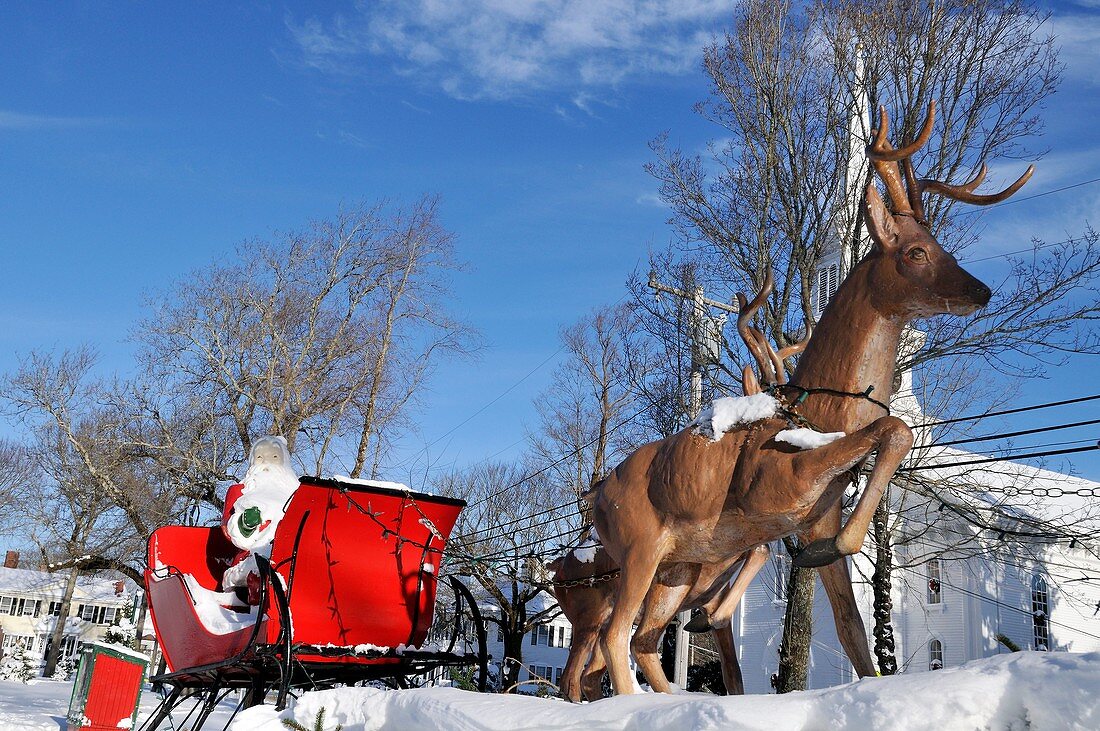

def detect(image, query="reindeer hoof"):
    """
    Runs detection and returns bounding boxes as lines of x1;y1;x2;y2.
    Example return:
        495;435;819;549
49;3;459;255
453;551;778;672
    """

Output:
683;613;712;634
793;538;841;568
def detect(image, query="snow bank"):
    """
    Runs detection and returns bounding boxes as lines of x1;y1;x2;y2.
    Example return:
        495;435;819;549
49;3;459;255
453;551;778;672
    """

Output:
230;651;1100;731
774;428;846;450
692;394;778;441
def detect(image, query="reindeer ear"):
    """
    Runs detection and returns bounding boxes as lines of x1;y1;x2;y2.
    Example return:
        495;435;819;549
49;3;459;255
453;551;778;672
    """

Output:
864;183;900;253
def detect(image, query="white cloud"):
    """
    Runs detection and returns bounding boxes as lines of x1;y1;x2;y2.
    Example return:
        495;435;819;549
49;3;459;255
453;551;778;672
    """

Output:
635;190;667;207
285;0;728;101
1049;14;1100;87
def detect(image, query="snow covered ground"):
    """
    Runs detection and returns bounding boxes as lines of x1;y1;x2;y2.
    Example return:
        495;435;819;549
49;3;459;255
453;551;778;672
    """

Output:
240;651;1100;731
0;675;239;730
1;651;1097;730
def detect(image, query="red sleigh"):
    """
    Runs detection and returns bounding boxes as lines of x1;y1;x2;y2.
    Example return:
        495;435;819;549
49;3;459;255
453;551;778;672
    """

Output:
141;476;487;730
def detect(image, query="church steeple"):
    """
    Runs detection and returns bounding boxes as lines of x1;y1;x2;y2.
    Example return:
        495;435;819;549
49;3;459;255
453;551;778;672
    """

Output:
813;42;871;319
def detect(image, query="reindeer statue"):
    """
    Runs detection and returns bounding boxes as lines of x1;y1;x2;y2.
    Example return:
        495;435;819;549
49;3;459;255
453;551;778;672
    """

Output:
587;101;1033;694
548;291;810;701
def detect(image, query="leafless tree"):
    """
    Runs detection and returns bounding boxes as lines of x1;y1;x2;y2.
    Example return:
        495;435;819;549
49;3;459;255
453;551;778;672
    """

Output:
437;461;578;692
2;348;153;674
134;196;477;498
0;438;35;536
528;304;656;522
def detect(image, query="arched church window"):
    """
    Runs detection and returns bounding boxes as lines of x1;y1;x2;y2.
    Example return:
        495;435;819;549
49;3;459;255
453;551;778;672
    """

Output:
929;638;943;670
927;558;942;604
1031;574;1050;651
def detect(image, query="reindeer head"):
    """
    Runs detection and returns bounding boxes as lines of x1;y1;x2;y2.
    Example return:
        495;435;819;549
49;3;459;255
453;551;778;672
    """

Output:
862;101;1032;319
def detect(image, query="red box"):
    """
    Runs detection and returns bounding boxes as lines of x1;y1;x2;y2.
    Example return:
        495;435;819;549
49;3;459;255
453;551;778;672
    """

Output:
67;642;149;731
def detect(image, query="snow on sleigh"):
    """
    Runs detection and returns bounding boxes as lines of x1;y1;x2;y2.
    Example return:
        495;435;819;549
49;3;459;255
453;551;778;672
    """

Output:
140;476;488;731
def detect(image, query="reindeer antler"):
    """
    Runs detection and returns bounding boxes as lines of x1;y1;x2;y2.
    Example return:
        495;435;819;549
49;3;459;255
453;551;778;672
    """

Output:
736;271;777;386
735;271;812;395
867;102;936;220
917;162;1034;206
868;100;1034;221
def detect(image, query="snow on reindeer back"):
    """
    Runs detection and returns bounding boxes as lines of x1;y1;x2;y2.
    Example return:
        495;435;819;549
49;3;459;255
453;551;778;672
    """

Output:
571;531;600;563
774;427;846;450
691;393;779;441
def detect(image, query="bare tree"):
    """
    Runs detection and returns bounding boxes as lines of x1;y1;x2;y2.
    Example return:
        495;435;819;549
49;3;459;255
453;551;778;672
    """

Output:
2;349;153;674
0;438;34;535
528;304;655;522
644;0;1094;690
437;462;577;692
134;197;477;496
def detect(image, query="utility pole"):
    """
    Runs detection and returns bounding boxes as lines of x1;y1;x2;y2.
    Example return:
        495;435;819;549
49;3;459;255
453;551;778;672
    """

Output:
647;267;739;689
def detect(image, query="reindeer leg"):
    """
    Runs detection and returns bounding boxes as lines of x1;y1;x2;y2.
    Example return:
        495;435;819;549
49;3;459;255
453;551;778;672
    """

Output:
599;546;665;695
631;565;695;693
687;545;770;633
579;643;608;701
791;415;913;568
800;507;877;678
710;625;744;695
560;624;599;702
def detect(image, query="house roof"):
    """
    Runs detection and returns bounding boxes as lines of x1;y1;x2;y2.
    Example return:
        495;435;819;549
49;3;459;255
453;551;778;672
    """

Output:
0;566;132;604
897;443;1100;534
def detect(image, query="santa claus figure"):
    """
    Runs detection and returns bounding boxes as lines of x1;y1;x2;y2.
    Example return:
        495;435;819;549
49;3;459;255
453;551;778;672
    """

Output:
221;436;300;603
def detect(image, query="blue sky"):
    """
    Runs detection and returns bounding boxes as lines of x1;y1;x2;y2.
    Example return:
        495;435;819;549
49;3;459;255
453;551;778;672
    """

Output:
1;1;1098;484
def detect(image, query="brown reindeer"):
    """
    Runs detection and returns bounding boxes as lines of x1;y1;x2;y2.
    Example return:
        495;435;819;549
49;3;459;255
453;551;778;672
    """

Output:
549;288;809;701
549;543;769;700
588;102;1032;694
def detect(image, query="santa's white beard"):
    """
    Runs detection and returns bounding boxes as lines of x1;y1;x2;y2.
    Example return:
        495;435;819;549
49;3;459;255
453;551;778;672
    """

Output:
242;464;299;499
225;464;300;552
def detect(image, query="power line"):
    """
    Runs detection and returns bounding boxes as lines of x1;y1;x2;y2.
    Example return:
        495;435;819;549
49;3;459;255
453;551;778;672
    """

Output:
465;403;650;510
393;292;635;474
460;501;583;546
919;436;1099;459
393;347;566;472
917;393;1100;428
894;478;1094;544
900;443;1100;473
917;417;1100;449
457;407;1100;548
452;524;581;565
914;531;1100;597
963;234;1091;264
956;176;1100;216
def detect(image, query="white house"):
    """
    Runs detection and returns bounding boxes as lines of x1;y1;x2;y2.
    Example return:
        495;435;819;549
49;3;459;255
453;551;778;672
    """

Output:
482;589;575;691
0;553;139;671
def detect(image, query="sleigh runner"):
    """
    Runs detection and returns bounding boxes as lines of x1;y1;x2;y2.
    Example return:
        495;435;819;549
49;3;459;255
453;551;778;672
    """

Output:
140;476;488;731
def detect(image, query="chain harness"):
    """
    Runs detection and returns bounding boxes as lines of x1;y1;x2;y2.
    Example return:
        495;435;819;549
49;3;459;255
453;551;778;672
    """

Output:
551;568;622;589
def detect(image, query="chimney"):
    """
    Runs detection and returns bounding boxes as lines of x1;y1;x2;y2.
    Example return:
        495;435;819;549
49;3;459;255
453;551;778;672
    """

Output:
114;581;125;596
4;551;18;569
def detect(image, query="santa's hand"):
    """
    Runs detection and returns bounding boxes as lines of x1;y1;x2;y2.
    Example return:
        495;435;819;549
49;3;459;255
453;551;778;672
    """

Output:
238;506;263;538
227;504;277;551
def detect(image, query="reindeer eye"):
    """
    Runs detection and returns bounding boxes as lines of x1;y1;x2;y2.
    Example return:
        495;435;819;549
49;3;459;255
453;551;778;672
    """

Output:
907;248;928;262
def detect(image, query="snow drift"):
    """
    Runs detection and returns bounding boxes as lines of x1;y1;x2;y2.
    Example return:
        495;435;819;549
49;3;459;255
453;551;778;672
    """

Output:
231;650;1100;731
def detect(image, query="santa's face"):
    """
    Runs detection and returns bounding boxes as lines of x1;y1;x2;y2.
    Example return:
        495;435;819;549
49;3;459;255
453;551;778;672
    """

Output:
251;441;286;473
